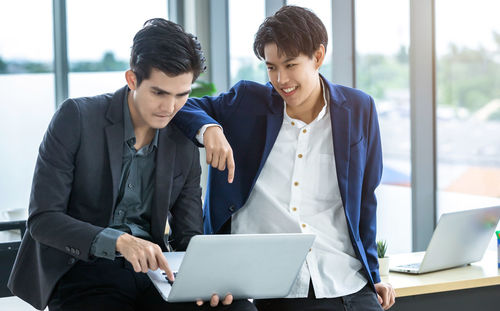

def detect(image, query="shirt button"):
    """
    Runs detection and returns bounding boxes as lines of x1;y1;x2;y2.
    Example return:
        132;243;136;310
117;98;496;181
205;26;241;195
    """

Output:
128;183;133;189
302;224;306;228
297;154;303;158
291;121;295;126
302;129;307;134
292;207;297;212
309;248;312;252
118;210;124;215
294;181;299;187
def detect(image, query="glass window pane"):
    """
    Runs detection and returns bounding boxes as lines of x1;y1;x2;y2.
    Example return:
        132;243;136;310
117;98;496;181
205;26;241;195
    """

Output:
228;0;266;85
287;0;332;81
0;1;54;222
436;1;500;224
356;0;411;253
66;0;168;98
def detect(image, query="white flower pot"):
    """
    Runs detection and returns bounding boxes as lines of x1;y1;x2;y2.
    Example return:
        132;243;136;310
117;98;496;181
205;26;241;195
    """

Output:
378;257;390;276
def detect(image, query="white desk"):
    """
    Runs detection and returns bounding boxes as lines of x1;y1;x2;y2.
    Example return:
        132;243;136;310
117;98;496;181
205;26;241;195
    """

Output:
382;251;500;310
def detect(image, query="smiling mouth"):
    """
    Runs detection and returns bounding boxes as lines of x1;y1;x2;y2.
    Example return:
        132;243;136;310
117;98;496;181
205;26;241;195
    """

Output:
281;86;298;95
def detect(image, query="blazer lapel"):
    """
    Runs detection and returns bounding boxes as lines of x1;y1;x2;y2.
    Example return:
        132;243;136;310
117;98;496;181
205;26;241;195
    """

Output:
331;104;351;206
152;125;176;242
327;81;351;209
104;86;127;211
248;89;283;195
105;124;124;209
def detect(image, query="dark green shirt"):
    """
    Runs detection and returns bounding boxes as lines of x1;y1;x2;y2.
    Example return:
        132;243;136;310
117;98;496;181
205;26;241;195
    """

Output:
90;91;159;259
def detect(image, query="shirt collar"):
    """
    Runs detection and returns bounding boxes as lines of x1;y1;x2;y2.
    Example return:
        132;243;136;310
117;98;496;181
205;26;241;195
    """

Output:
150;129;159;151
283;77;329;126
123;89;135;143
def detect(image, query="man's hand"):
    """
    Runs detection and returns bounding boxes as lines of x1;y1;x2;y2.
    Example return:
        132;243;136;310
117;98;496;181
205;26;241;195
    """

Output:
203;126;235;183
375;282;396;310
196;294;233;308
116;233;174;281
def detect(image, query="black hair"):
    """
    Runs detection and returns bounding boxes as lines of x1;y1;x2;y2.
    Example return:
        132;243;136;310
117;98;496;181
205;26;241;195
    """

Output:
130;18;206;85
253;5;328;59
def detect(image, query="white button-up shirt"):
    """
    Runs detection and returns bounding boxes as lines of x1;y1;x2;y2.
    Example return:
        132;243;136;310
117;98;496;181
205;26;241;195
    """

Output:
231;81;367;298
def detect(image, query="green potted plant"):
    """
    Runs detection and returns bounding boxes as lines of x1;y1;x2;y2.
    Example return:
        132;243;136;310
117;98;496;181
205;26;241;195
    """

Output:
190;80;217;98
377;240;390;276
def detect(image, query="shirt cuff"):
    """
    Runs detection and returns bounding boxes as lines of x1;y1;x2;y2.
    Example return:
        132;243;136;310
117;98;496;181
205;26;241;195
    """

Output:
195;124;222;145
90;228;125;260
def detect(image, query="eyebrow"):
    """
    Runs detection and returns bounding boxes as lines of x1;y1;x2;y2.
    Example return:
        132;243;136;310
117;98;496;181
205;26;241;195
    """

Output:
265;57;297;66
151;86;191;96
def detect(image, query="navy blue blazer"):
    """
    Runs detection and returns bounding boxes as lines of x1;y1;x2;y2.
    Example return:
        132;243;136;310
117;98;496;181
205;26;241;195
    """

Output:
8;86;203;309
173;76;383;286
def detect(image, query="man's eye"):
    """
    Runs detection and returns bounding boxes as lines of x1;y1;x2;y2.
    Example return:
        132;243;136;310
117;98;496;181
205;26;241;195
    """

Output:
267;66;274;71
287;64;296;68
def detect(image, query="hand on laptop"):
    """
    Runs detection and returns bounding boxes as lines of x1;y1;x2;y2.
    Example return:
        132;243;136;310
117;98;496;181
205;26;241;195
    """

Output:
116;233;174;281
196;293;233;307
203;126;235;183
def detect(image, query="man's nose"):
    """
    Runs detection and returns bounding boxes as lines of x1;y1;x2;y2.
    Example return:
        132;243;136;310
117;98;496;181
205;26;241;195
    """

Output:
161;98;176;115
277;70;289;84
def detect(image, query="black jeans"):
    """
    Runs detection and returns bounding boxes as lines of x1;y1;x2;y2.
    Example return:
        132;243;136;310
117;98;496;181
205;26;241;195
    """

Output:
48;257;256;311
254;282;383;311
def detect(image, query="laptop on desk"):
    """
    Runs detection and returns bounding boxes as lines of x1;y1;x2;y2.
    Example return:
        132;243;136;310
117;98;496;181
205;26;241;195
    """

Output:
147;233;315;302
390;205;500;274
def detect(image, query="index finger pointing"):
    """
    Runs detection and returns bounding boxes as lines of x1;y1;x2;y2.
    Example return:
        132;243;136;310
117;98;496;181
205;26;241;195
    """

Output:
156;252;174;281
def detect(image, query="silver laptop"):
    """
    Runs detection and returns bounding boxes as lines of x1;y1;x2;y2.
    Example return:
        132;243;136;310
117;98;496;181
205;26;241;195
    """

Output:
147;233;316;302
390;205;500;274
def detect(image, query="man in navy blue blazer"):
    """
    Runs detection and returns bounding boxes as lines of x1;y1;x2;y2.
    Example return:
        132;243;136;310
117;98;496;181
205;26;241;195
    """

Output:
174;5;395;311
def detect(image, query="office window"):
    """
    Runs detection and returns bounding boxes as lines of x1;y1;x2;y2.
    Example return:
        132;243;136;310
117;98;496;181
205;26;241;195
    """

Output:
436;0;500;217
228;0;266;85
66;0;168;98
287;0;332;81
356;0;411;253
0;1;54;223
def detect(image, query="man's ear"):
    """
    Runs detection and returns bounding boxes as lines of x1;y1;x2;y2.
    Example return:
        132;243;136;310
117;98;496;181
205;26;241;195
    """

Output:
314;44;326;69
125;70;138;90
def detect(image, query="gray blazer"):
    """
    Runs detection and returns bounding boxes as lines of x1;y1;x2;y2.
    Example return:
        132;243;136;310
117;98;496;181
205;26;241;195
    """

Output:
8;86;203;309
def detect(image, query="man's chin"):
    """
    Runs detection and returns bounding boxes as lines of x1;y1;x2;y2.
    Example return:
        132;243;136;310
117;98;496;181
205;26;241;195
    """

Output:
151;119;171;129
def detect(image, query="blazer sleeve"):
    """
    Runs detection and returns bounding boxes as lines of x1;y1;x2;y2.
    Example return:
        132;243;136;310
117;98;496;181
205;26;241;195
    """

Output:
173;81;247;145
169;145;203;251
27;99;104;261
359;96;383;284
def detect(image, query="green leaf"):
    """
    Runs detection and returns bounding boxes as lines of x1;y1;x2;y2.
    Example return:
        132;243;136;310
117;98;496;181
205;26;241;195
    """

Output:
377;240;388;258
190;80;217;98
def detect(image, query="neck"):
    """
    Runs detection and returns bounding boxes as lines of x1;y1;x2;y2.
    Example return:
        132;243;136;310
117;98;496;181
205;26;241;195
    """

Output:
134;127;155;150
127;91;155;150
286;77;324;124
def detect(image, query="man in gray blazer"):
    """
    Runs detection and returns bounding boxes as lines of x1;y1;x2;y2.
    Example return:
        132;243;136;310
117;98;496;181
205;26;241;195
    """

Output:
7;18;255;311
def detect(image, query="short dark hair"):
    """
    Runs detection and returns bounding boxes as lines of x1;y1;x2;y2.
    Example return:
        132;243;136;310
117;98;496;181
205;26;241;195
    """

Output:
130;18;206;85
253;5;328;60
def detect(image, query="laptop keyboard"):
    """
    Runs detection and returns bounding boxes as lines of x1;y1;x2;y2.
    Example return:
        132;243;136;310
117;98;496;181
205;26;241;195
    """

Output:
398;263;420;269
162;271;178;285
